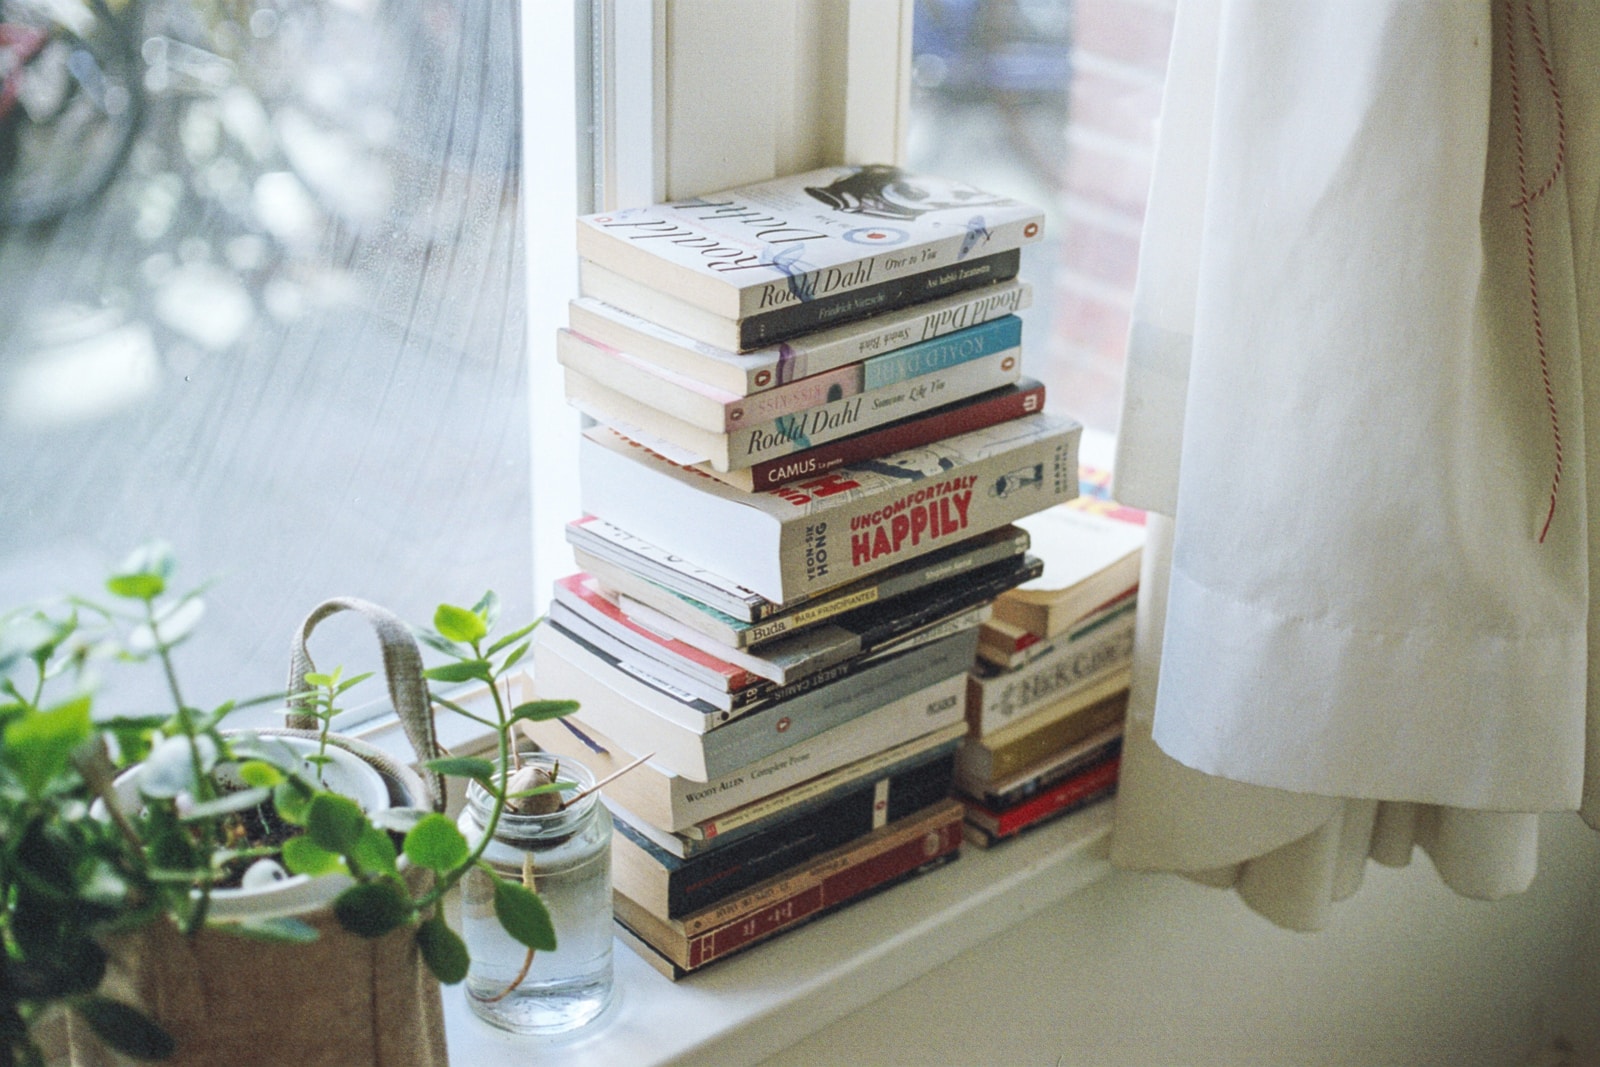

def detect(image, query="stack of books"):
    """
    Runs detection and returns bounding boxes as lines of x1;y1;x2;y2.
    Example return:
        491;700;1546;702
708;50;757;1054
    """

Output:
523;164;1083;978
957;469;1146;847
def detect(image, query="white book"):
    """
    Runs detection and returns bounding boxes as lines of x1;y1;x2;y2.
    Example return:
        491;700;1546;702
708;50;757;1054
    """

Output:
576;165;1044;322
578;412;1081;604
532;621;978;782
521;673;970;832
557;315;1024;435
564;346;1023;472
566;280;1030;395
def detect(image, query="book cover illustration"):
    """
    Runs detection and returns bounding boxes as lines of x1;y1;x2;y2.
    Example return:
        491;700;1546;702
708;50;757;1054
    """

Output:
576;165;1045;320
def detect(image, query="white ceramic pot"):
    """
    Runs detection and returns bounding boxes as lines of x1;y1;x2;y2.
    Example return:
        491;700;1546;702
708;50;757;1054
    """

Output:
98;734;394;921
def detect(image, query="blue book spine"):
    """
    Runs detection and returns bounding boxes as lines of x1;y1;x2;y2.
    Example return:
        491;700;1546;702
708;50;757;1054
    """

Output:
860;315;1023;391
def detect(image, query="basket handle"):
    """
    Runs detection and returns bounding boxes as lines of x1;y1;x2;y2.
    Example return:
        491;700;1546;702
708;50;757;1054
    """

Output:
286;597;445;812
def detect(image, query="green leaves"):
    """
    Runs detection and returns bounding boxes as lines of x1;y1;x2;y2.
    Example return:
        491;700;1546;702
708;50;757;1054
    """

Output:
403;815;470;873
493;878;557;952
416;914;469;984
2;695;92;796
423;756;495;783
306;793;367;854
73;996;176;1061
104;542;176;604
333;879;412;939
433;603;487;645
510;700;579;724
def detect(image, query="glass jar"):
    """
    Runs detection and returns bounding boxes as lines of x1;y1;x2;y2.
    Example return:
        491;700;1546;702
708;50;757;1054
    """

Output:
456;752;614;1034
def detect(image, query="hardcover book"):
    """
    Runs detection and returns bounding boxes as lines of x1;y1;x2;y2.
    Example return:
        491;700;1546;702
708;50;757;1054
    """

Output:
564;345;1023;472
558;316;1023;434
565;280;1030;395
532;622;977;782
610;746;955;918
612;798;965;974
577;412;1081;604
518;677;967;833
575;165;1043;341
570;519;1030;637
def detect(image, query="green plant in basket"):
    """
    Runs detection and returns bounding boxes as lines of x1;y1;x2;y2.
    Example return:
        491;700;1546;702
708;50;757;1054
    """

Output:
0;546;580;1065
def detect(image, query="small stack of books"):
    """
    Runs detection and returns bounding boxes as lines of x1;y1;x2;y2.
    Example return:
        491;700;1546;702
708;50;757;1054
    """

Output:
957;469;1146;847
523;164;1083;978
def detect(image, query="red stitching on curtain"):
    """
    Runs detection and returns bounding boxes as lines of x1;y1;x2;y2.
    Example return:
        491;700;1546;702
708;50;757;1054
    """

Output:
1505;0;1567;543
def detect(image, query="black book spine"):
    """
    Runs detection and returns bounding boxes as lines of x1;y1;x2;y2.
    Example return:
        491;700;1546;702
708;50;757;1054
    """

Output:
640;752;957;917
737;249;1022;349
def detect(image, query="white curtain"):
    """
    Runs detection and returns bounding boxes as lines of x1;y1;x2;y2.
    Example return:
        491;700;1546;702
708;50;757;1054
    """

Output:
1109;0;1600;930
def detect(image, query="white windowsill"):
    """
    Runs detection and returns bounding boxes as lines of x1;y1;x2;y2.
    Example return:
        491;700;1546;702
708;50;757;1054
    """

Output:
353;672;1116;1066
439;804;1113;1067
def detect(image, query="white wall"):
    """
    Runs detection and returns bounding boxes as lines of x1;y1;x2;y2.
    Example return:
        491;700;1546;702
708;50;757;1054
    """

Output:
761;811;1600;1067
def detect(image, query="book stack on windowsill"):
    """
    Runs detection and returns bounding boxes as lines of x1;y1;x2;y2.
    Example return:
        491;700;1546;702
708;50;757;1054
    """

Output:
522;164;1083;979
957;470;1146;848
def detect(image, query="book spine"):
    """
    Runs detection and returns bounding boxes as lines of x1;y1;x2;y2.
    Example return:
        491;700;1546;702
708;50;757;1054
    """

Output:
567;515;774;620
961;728;1122;809
768;419;1078;603
715;315;1021;431
738;526;1031;644
962;689;1130;783
690;631;977;778
554;574;756;690
683;801;965;952
736;249;1021;349
652;752;955;916
734;221;1037;319
546;602;754;715
966;604;1137;736
859;315;1022;390
967;755;1122;839
691;726;965;840
736;379;1045;491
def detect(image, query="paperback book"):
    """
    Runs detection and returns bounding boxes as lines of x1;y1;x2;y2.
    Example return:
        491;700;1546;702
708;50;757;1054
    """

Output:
565;280;1030;395
954;721;1123;810
691;379;1047;492
532;622;977;782
579;252;1022;352
570;519;1030;638
954;673;1130;786
519;676;967;832
610;745;954;918
612;798;966;976
578;412;1081;604
564;345;1022;472
961;752;1121;848
618;551;1038;686
558;315;1022;433
576;164;1043;344
966;593;1137;737
610;723;967;859
990;484;1146;639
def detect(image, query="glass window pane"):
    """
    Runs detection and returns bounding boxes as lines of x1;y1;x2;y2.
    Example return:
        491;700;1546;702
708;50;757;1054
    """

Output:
909;0;1173;434
0;0;532;720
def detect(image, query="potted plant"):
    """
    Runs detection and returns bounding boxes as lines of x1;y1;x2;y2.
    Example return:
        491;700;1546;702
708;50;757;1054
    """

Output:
0;544;580;1065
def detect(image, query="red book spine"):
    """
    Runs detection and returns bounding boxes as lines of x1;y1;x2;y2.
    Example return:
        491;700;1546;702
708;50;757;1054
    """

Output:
684;813;963;969
981;754;1122;838
745;380;1046;491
